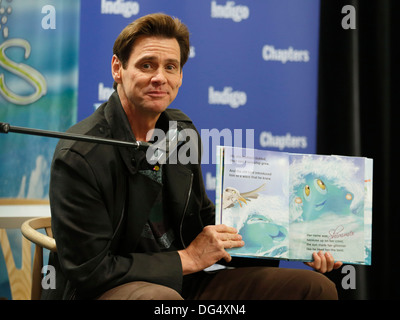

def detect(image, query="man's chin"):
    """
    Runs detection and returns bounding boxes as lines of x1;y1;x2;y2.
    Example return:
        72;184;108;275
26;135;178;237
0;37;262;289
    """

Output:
143;103;170;116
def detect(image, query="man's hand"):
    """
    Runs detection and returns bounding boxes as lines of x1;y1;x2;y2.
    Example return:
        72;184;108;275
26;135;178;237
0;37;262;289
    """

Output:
304;251;343;273
178;224;244;275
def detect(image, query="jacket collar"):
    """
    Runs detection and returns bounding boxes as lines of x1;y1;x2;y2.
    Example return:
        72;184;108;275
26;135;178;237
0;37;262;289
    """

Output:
103;92;144;175
103;91;194;175
103;91;193;142
103;92;195;249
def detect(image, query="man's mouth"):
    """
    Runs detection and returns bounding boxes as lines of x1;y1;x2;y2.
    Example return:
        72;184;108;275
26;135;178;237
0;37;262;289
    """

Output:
147;90;168;98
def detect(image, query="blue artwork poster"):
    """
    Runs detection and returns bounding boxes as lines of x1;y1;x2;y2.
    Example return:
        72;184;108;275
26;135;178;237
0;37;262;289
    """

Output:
0;0;80;299
0;1;80;200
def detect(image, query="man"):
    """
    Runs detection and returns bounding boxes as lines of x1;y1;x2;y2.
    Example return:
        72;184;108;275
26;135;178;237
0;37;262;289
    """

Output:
45;13;341;300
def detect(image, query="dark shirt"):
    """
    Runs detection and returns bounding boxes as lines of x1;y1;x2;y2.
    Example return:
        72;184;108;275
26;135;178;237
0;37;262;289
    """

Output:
136;165;178;253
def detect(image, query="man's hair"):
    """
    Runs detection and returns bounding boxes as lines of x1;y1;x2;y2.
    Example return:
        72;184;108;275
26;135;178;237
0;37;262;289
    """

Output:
112;13;190;89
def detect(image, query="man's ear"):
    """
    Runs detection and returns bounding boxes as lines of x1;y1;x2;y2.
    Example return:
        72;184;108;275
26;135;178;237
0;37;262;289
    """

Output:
111;54;122;84
178;70;183;88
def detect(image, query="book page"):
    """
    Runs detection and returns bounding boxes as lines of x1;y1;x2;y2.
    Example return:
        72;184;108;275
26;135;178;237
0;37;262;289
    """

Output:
364;158;373;265
218;146;290;259
288;154;367;264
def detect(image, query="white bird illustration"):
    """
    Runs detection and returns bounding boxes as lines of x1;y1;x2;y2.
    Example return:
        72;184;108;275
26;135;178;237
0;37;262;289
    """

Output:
222;183;266;209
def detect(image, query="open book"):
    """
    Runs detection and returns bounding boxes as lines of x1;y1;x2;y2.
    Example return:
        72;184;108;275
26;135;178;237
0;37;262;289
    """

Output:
215;146;373;265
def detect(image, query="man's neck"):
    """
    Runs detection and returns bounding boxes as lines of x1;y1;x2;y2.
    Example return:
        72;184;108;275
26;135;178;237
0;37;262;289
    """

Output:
118;90;161;142
125;108;160;142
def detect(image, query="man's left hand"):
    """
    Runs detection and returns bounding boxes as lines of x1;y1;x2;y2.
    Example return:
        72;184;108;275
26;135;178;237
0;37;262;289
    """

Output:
304;251;343;273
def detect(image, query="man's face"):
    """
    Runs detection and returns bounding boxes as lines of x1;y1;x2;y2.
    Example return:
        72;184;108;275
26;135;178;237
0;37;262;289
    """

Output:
112;36;183;117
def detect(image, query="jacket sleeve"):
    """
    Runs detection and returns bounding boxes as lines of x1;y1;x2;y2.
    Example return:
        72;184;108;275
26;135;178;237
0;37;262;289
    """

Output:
189;121;216;228
50;147;183;299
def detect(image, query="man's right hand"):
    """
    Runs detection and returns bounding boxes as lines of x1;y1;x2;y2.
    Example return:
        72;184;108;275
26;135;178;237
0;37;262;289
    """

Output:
178;224;244;275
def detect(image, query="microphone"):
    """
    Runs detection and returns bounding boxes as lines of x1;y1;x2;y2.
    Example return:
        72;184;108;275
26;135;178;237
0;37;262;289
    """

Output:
0;122;152;151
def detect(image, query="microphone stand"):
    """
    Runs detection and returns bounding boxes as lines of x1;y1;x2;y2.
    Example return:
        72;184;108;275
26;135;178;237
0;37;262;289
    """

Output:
0;122;151;150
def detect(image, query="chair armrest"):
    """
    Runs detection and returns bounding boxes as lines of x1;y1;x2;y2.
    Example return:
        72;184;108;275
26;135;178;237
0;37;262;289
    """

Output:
21;217;57;252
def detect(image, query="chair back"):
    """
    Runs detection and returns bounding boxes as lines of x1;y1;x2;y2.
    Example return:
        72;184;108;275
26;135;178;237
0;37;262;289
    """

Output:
21;217;57;300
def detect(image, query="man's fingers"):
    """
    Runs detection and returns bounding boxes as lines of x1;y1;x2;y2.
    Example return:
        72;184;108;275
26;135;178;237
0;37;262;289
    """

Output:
221;232;242;242
223;251;233;263
318;251;327;273
198;224;245;256
205;224;244;249
311;252;321;270
213;224;238;234
219;226;244;249
305;251;343;274
325;252;335;272
223;238;245;249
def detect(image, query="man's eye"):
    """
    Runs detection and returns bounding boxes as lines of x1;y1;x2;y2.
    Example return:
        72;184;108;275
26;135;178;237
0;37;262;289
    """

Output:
166;64;178;71
142;63;151;69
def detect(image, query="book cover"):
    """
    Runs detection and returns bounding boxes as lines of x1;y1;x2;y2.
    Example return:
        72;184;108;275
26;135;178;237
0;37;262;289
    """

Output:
215;146;373;265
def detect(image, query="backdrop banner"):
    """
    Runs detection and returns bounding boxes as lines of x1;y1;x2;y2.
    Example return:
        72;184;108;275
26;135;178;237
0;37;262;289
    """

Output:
78;0;320;202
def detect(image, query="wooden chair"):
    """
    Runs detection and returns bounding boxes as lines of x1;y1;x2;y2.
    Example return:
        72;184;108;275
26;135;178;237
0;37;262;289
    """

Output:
21;217;57;300
0;229;31;299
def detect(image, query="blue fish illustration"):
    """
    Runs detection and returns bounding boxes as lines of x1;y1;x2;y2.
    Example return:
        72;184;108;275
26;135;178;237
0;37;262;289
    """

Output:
230;214;288;255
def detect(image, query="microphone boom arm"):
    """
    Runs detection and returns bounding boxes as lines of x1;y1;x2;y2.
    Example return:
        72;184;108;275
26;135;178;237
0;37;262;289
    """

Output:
0;122;150;150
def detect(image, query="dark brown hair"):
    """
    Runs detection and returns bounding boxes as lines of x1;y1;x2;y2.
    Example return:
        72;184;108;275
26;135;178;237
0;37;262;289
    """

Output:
113;12;190;71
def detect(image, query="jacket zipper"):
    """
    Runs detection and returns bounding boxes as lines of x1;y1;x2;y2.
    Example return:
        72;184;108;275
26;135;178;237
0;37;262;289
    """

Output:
179;173;193;248
112;202;125;240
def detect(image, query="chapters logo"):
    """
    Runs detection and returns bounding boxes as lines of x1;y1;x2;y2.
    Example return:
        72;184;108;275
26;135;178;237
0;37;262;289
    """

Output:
262;45;310;64
260;131;308;150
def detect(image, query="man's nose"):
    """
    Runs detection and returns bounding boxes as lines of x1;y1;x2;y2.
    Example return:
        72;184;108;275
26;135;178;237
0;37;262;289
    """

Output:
151;68;167;85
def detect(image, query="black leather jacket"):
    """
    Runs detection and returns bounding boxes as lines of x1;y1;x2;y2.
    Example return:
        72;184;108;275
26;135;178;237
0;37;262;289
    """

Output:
44;92;215;299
